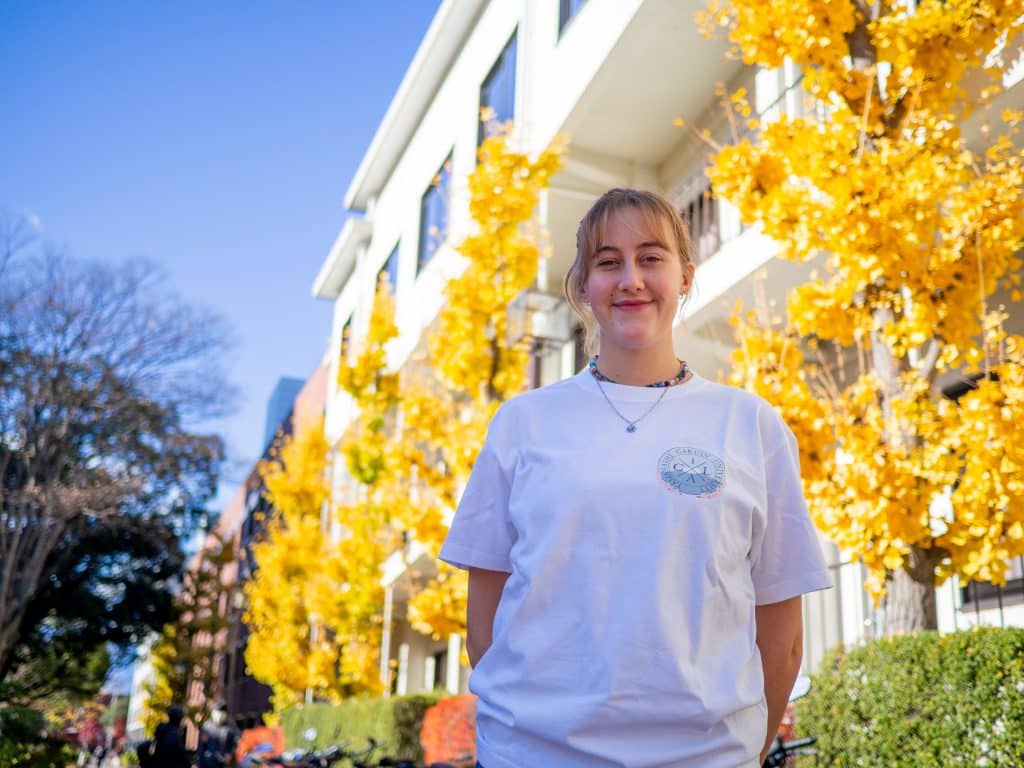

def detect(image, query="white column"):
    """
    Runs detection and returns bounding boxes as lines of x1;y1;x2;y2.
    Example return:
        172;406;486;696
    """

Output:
397;643;410;696
424;655;437;691
446;634;462;694
380;586;394;695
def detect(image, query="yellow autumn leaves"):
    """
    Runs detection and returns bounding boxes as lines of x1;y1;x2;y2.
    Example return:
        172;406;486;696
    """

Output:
243;133;563;706
709;0;1024;603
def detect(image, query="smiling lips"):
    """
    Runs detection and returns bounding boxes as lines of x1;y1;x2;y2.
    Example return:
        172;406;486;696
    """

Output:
613;300;653;311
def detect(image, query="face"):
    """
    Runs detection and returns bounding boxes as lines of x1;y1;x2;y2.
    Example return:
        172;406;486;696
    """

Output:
580;206;691;357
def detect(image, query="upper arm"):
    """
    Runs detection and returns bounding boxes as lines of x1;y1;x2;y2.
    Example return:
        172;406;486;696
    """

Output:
750;418;832;605
439;411;518;573
468;567;509;630
466;567;510;665
755;596;803;653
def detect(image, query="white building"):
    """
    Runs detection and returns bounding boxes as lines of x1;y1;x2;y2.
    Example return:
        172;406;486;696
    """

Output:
124;639;156;744
313;0;1024;697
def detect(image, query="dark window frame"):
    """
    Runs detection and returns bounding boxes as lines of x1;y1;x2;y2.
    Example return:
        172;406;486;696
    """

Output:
943;372;1024;611
417;152;453;274
379;242;400;294
679;181;721;266
340;316;353;358
558;0;588;37
478;31;518;146
429;648;448;690
960;566;1024;610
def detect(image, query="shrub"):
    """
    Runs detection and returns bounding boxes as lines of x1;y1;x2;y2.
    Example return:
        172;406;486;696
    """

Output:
392;694;444;761
0;706;74;768
279;692;443;763
798;627;1024;767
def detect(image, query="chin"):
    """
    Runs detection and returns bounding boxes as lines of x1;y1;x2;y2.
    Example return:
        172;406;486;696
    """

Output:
606;335;660;351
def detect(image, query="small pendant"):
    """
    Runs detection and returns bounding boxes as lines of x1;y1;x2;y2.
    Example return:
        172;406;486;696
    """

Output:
626;424;637;433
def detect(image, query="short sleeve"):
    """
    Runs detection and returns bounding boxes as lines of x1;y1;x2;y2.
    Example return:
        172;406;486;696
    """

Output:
438;411;517;573
750;422;833;605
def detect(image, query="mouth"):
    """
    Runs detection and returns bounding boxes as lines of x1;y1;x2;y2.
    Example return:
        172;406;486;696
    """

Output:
613;300;653;311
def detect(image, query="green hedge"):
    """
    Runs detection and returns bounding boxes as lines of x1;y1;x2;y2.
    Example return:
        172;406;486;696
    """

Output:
0;706;74;768
798;627;1024;767
280;693;442;763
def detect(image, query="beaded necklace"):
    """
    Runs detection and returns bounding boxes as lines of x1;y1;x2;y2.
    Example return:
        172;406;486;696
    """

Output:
587;356;690;388
587;356;691;433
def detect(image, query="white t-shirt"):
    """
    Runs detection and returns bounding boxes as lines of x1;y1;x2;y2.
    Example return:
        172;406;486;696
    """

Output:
439;370;832;768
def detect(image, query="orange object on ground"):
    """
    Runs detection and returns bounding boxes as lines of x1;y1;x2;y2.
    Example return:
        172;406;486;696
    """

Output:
236;725;285;763
421;694;476;764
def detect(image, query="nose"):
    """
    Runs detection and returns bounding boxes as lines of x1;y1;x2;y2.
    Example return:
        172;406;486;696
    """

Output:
618;259;643;292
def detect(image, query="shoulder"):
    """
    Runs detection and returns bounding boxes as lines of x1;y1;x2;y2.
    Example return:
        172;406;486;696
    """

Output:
690;376;794;447
489;375;584;430
691;376;771;412
503;374;583;411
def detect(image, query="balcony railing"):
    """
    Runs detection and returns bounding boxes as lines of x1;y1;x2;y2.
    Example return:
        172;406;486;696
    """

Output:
669;69;809;266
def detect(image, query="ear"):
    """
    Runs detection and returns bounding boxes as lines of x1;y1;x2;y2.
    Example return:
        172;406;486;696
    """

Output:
679;264;695;295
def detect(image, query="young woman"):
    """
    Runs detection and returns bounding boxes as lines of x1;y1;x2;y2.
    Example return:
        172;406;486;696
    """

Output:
439;188;831;768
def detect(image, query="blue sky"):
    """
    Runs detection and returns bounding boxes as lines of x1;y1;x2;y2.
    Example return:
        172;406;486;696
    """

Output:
0;1;441;513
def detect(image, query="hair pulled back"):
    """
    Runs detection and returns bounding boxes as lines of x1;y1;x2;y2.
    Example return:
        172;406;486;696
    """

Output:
564;188;695;356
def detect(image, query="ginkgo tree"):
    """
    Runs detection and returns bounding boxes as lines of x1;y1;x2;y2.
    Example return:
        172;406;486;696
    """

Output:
697;0;1024;632
243;421;350;709
401;131;564;640
243;132;564;702
243;285;400;707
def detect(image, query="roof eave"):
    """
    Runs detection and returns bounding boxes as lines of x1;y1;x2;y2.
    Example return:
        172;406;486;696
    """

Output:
312;217;374;299
343;0;487;212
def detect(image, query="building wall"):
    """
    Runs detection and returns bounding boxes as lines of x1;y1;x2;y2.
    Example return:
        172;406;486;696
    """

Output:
315;0;1024;700
124;641;155;744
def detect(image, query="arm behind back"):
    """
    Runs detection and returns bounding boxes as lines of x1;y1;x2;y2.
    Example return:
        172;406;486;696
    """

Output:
466;567;510;668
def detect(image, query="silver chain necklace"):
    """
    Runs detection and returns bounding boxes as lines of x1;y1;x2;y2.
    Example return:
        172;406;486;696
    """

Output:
593;375;671;433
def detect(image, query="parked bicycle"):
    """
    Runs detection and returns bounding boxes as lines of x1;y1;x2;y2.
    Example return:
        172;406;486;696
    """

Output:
245;743;345;767
761;675;817;768
342;738;473;768
246;734;473;768
374;754;474;768
763;735;817;768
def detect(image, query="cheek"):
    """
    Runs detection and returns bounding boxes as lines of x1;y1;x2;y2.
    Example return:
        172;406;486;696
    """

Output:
584;272;611;297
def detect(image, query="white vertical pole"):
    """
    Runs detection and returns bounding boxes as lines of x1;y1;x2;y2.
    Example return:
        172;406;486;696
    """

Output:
380;586;394;696
446;634;462;694
397;643;410;696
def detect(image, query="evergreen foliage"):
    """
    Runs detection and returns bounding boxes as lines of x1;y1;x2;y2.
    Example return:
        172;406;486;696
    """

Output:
799;628;1024;766
278;693;442;762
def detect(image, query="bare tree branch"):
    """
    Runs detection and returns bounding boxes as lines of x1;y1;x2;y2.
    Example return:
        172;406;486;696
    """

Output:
0;211;37;278
0;245;237;675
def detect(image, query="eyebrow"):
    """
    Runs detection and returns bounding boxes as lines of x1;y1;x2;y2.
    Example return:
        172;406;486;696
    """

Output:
593;240;669;258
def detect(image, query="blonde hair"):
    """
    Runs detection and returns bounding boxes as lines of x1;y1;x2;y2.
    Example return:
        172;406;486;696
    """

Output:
564;188;696;356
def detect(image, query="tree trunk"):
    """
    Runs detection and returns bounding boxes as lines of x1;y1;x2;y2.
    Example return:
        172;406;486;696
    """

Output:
883;545;942;634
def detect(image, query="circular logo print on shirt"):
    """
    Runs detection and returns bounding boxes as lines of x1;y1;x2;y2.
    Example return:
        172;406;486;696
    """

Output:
659;447;726;499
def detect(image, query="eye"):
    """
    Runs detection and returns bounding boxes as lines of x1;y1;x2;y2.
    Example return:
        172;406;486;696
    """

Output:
596;257;619;268
641;253;663;263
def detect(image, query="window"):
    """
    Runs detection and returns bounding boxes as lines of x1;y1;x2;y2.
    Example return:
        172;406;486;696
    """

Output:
961;556;1024;609
478;31;517;144
428;649;448;690
340;316;352;358
680;182;721;265
573;323;587;373
379;243;400;294
558;0;588;35
944;373;1024;613
417;153;452;273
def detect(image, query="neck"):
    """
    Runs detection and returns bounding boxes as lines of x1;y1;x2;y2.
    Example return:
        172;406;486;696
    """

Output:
595;346;682;386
